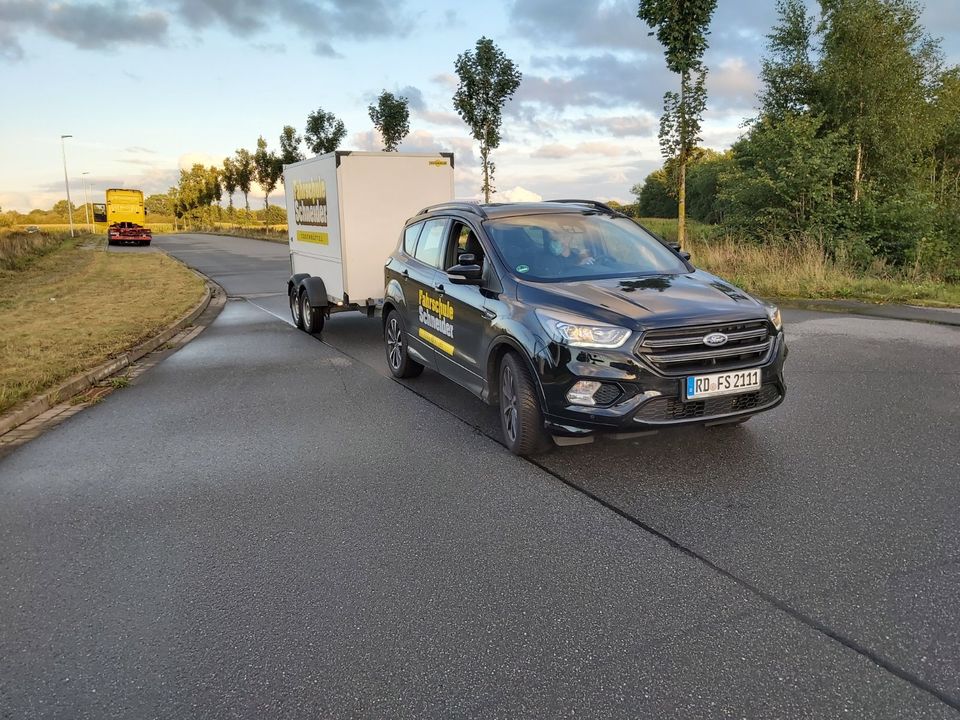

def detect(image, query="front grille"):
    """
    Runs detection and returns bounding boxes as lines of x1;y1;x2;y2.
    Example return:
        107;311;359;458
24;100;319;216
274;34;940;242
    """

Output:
634;384;781;423
636;320;773;376
592;383;623;406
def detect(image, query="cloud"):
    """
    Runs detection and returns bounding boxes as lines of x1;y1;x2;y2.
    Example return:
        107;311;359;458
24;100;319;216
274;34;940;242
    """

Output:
530;141;628;159
515;54;671;112
569;114;656;137
495;186;542;202
509;0;658;53
178;152;221;170
168;0;411;54
431;73;458;91
397;85;425;111
708;57;760;110
0;0;168;58
0;0;410;61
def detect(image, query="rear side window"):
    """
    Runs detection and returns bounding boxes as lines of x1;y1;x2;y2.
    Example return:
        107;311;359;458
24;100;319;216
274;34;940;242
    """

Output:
413;219;447;268
403;222;423;255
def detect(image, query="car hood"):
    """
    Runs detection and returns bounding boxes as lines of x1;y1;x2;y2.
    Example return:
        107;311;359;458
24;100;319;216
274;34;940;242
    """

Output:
517;271;767;329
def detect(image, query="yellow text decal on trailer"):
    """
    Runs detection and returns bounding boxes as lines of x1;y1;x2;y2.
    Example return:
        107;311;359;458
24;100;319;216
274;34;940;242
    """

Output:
294;179;328;226
296;231;329;244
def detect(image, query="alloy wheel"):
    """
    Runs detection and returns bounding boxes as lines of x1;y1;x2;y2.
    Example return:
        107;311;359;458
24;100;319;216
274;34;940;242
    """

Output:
501;364;518;443
386;317;403;370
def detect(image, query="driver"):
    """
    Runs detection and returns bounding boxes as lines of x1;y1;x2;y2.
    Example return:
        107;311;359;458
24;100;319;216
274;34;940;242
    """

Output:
542;231;595;272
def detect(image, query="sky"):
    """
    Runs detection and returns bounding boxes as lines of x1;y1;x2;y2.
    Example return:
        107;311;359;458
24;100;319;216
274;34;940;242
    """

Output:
1;0;959;213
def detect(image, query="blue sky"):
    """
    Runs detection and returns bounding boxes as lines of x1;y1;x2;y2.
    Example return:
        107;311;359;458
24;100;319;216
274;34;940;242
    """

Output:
2;0;959;212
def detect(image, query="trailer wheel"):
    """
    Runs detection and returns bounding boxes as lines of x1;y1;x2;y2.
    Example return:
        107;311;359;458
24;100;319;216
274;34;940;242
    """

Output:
499;352;551;456
300;291;324;334
290;287;303;329
384;310;423;378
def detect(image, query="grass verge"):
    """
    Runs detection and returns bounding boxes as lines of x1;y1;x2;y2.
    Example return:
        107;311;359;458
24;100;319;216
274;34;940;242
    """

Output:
684;235;960;307
0;234;205;413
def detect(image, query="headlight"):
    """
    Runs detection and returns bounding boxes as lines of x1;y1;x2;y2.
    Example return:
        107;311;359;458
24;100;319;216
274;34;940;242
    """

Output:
535;309;632;349
766;305;783;331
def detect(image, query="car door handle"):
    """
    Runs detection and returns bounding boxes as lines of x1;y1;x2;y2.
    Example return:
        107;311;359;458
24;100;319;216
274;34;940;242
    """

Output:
434;283;444;294
401;269;409;278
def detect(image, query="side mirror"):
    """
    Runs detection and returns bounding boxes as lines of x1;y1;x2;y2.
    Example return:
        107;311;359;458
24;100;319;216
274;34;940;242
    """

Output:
447;253;483;284
667;242;691;261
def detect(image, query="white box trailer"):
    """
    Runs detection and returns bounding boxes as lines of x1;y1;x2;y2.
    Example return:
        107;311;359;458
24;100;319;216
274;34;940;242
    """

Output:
283;150;454;332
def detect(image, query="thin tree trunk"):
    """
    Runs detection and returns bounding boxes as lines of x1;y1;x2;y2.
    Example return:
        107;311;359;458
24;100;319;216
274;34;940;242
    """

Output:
853;143;863;202
678;157;687;246
482;145;490;203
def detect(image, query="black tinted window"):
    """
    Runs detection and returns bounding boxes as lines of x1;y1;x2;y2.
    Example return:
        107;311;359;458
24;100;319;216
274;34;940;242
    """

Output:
484;213;687;281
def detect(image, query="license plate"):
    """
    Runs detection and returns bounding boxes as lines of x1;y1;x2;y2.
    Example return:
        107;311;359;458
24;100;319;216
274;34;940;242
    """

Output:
686;368;761;399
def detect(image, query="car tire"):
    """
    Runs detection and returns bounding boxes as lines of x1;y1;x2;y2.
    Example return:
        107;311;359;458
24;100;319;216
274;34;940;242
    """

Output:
300;291;324;334
384;310;423;378
499;352;551;456
290;287;303;329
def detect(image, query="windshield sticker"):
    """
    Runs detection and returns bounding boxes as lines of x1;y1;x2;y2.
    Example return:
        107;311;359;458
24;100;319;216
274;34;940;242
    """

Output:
516;264;529;273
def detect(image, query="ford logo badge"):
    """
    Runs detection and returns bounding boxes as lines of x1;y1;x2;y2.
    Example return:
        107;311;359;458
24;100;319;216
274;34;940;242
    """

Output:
703;332;728;347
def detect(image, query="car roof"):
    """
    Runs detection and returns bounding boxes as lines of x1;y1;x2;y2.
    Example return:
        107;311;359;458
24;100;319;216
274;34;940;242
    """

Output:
408;200;620;225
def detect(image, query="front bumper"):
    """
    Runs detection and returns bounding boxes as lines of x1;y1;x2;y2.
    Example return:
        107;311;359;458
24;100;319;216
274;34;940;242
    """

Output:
537;332;788;438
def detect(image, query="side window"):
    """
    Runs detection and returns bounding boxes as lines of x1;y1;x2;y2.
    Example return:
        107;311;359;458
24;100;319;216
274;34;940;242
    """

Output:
446;221;485;270
413;219;448;268
403;222;423;255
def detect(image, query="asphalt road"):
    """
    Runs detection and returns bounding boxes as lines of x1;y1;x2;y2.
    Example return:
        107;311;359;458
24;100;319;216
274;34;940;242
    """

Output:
1;232;958;719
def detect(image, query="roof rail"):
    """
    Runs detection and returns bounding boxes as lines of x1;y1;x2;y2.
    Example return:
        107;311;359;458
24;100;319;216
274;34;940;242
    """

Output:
417;201;488;219
546;199;622;215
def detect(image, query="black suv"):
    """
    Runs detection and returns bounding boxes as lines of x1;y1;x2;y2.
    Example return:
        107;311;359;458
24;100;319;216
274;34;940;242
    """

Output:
382;201;786;455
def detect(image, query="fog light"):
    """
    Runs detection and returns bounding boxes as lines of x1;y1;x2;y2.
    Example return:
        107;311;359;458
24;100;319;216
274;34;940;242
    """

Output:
567;380;602;406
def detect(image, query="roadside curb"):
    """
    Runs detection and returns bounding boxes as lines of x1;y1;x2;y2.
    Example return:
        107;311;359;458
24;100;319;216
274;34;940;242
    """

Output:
774;298;960;327
182;230;287;245
0;274;225;438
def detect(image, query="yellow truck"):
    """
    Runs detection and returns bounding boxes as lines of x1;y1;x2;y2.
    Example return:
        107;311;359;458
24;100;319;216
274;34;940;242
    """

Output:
94;188;152;245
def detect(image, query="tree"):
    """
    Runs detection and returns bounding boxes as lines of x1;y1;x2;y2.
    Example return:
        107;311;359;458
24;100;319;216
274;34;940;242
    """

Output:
720;113;848;241
453;36;523;202
221;157;238;209
368;90;411;151
176;164;222;227
638;0;718;244
233;148;255;211
760;0;816;118
633;170;677;217
145;193;173;216
278;125;305;166
304;107;347;155
254;136;283;210
817;0;942;204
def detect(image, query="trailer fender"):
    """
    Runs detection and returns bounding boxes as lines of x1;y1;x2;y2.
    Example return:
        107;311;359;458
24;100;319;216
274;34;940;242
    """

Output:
299;276;329;308
288;273;310;296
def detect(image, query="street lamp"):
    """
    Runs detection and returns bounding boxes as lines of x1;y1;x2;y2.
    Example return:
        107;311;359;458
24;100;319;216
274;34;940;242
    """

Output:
60;134;75;237
81;171;91;231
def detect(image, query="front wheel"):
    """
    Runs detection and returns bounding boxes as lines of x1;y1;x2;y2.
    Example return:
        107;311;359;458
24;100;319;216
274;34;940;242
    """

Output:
300;291;324;334
384;310;423;378
499;352;551;456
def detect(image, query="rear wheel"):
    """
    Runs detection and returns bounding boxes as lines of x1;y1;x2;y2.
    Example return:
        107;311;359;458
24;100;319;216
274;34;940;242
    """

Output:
384;310;423;378
499;352;551;456
300;291;324;333
290;287;303;329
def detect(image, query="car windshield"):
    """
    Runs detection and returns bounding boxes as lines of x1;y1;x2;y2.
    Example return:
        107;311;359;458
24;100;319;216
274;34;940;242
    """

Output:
483;212;688;281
